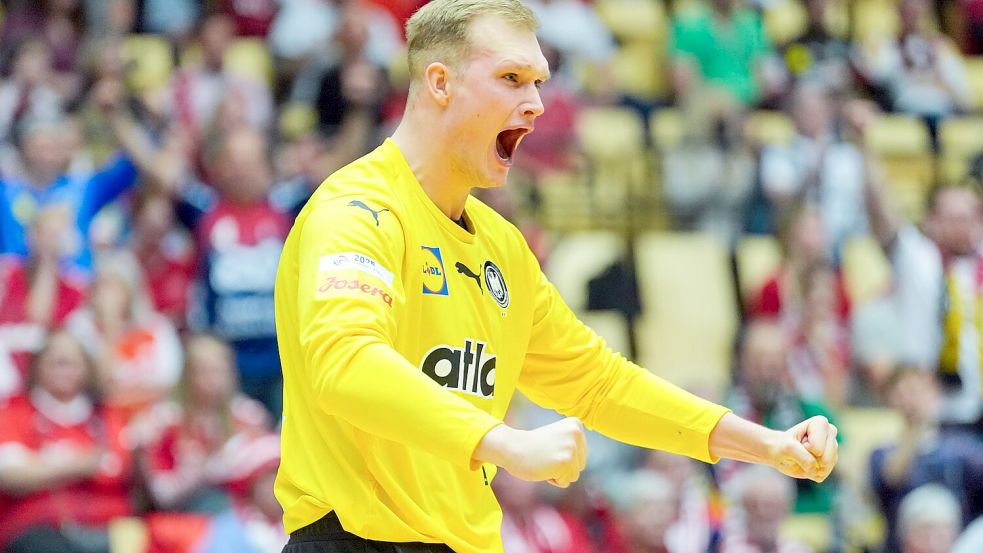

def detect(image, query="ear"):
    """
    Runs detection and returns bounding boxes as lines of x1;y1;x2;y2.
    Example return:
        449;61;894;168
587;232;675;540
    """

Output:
423;62;452;107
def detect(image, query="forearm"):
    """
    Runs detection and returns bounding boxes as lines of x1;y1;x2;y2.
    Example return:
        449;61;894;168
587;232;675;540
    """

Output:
863;156;901;250
0;458;91;496
307;336;502;469
708;412;785;465
26;263;58;325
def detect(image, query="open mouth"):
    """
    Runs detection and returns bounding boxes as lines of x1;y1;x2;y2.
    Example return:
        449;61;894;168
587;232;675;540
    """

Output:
495;128;529;166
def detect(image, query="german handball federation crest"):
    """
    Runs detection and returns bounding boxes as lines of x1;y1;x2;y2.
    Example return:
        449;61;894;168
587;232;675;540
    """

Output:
482;260;509;309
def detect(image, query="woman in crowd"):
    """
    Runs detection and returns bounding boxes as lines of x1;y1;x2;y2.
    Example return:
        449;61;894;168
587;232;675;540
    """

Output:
0;330;134;553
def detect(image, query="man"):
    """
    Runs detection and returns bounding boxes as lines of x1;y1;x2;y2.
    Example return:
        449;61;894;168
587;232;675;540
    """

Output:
273;1;838;552
863;122;983;425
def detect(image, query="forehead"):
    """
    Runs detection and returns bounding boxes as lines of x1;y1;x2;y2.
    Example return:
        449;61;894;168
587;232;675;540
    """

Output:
464;15;549;75
936;188;981;211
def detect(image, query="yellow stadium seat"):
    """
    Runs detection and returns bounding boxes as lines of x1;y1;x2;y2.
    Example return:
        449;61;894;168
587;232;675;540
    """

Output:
835;407;904;487
842;235;892;307
735;235;783;304
594;0;667;43
577;106;646;161
865;114;931;156
881;156;935;221
224;38;274;87
536;170;594;230
852;0;899;41
121;34;174;92
965;56;983;112
764;0;808;45
649;108;685;151
745;110;797;147
610;42;669;101
109;517;149;553
939;116;983;184
278;102;318;140
546;231;628;312
781;514;834;553
634;232;737;397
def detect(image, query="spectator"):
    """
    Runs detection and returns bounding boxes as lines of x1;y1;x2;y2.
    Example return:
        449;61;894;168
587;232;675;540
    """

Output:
670;0;781;107
65;252;183;418
864;151;983;425
779;0;853;95
896;484;962;553
760;83;868;259
610;470;684;553
0;79;151;278
140;0;202;42
526;0;616;74
748;207;852;404
869;366;983;552
129;192;197;330
720;466;814;553
0;207;87;396
662;87;755;244
855;0;971;147
495;469;596;553
725;319;840;513
0;330;134;553
134;333;270;514
0;39;65;144
214;0;279;38
640;451;718;553
170;13;274;134
171;125;310;417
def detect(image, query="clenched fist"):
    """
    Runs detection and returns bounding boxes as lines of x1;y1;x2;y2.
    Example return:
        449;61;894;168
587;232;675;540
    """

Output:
473;417;588;488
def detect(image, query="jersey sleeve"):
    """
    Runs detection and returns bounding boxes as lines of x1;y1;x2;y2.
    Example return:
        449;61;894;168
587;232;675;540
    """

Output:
293;200;502;469
518;251;730;464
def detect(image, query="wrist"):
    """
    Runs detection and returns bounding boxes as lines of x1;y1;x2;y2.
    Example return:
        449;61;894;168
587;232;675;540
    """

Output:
472;424;519;468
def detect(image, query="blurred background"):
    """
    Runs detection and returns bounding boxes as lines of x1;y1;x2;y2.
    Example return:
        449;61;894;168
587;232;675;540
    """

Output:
1;0;983;551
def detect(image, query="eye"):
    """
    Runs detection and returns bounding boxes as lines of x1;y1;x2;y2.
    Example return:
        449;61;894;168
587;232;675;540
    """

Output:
503;73;518;83
534;80;544;89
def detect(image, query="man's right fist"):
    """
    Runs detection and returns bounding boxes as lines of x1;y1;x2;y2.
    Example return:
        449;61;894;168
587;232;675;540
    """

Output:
473;417;588;488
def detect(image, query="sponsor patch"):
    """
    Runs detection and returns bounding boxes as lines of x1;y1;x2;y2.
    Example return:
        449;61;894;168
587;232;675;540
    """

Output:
318;252;394;286
315;275;394;307
420;338;496;398
421;246;449;296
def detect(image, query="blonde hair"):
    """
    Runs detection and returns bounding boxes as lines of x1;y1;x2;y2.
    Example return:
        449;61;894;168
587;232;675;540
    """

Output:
405;0;538;81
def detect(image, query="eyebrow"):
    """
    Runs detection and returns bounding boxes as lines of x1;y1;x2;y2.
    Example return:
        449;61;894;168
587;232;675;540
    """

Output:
498;60;551;82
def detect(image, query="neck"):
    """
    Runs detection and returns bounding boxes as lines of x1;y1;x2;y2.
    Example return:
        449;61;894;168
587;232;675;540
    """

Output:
391;107;471;220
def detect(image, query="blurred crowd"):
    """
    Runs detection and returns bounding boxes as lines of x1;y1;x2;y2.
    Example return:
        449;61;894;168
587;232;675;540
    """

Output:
2;0;983;552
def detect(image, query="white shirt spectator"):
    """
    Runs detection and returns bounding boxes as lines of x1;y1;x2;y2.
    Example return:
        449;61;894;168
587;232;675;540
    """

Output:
761;135;868;257
526;0;616;63
890;225;983;424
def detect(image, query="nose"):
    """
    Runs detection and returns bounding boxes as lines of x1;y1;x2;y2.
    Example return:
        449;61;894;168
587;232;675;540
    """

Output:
522;85;545;119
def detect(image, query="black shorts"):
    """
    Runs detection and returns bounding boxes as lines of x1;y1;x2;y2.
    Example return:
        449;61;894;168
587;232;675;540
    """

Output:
283;512;455;553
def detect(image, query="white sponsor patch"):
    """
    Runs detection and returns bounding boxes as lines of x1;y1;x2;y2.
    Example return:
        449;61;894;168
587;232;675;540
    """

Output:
318;252;394;286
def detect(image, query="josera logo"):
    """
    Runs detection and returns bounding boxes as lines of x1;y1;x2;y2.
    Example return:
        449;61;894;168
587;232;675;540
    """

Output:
317;276;393;307
421;246;449;296
421;339;496;398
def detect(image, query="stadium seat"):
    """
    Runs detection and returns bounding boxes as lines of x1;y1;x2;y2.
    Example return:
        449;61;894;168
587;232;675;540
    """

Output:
965;56;983;112
546;231;628;312
109;517;149;553
852;0;899;41
764;0;808;45
735;235;783;304
577;106;646;162
610;42;669;101
594;0;667;43
835;407;904;488
633;232;737;397
745;110;796;147
939;116;983;184
224;38;275;87
864;114;931;156
781;514;833;553
649;108;685;151
535;170;595;230
278;102;318;140
842;236;892;305
121;34;174;92
575;106;649;224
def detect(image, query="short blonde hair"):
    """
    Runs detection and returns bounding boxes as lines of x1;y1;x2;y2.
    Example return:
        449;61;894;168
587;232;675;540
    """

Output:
405;0;538;80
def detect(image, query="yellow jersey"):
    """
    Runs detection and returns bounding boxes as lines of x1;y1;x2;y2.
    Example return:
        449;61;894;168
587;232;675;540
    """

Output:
273;138;730;552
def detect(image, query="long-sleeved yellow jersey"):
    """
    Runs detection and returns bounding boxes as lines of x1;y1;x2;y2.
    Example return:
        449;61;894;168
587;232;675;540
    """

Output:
273;139;730;552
